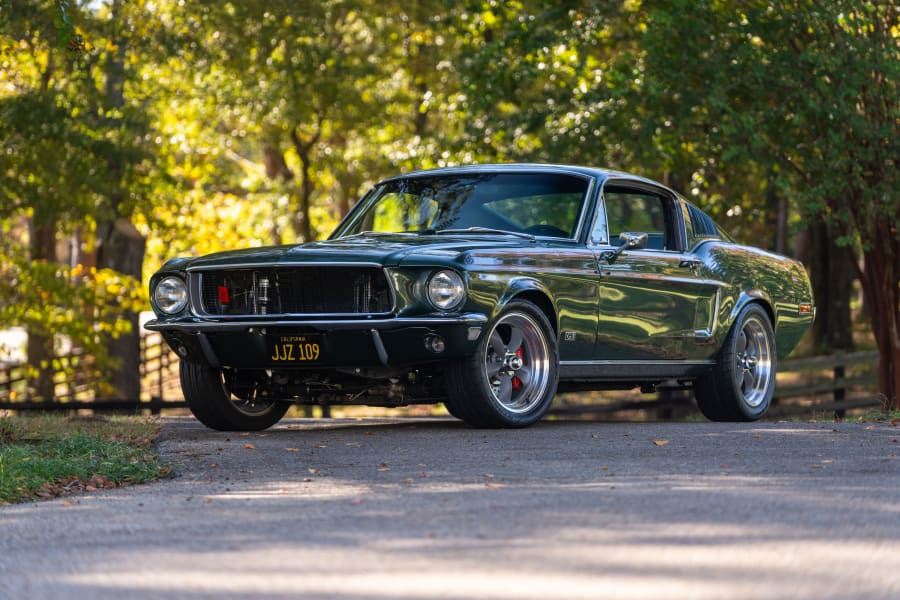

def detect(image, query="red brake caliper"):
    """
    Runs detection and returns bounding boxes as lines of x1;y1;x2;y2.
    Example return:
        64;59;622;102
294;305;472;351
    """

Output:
512;348;523;390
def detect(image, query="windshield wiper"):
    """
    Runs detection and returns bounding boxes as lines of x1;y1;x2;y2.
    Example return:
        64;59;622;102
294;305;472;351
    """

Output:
434;227;535;241
340;231;418;239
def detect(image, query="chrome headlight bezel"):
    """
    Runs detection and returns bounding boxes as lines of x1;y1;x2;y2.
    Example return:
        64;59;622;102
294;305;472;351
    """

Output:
153;276;189;315
426;270;466;311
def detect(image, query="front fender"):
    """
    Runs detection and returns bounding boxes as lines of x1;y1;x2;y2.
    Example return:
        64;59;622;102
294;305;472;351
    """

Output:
496;277;556;321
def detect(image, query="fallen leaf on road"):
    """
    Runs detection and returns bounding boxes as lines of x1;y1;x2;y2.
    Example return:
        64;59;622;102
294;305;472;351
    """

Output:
243;444;256;450
285;448;299;452
653;440;669;446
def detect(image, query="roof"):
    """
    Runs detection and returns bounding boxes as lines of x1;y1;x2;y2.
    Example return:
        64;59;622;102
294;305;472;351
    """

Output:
377;163;675;195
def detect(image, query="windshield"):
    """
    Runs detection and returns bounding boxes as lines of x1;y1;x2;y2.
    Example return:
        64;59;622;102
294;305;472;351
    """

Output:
334;172;591;239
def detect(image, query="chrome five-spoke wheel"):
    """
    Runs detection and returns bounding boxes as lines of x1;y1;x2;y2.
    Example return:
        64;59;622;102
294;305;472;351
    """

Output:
445;299;559;428
484;312;552;414
733;315;773;409
695;304;776;422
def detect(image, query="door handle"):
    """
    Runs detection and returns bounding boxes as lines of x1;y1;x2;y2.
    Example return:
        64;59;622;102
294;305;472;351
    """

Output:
679;259;701;271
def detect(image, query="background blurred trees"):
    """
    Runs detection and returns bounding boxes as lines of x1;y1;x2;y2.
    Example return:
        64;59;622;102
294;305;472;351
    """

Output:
1;0;897;408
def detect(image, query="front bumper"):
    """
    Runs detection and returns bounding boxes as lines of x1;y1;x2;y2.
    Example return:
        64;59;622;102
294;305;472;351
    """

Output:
144;314;489;369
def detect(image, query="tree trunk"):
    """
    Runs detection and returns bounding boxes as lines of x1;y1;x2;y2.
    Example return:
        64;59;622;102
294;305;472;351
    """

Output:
94;0;145;402
290;123;322;243
853;205;900;412
857;246;899;412
766;171;788;255
294;147;314;243
805;220;854;353
96;219;146;401
26;218;57;401
261;140;294;243
338;182;353;219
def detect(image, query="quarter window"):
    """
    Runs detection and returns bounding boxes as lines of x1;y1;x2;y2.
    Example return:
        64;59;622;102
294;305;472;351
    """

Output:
687;204;719;238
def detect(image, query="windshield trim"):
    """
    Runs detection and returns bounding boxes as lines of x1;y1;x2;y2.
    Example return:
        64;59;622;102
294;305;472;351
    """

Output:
331;170;596;242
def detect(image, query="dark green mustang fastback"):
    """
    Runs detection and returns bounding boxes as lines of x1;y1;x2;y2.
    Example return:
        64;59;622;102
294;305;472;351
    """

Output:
146;164;815;430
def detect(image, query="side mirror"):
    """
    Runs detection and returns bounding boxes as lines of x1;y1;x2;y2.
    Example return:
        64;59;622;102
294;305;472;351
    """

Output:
600;232;648;264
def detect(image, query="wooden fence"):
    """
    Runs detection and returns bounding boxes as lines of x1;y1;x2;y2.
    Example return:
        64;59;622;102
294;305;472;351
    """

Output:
0;332;184;414
770;350;881;418
550;350;881;420
0;341;883;419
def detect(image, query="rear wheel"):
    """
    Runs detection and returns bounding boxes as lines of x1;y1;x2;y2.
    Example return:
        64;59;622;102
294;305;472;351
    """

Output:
695;304;776;422
445;300;558;428
180;362;290;431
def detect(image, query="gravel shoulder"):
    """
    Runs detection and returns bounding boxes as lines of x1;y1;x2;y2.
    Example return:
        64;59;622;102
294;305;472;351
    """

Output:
2;416;899;599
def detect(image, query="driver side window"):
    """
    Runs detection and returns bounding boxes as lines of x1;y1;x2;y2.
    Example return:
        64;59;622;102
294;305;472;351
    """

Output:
602;188;670;250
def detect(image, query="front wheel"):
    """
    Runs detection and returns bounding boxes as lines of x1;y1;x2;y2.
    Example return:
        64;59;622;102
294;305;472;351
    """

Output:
445;300;559;427
180;362;290;431
695;304;776;422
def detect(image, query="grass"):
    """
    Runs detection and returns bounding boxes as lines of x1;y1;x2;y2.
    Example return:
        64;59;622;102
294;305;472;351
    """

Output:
0;413;169;505
852;409;900;423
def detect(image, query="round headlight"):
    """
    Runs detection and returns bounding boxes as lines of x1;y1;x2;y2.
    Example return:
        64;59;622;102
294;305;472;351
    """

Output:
427;270;466;310
154;276;188;315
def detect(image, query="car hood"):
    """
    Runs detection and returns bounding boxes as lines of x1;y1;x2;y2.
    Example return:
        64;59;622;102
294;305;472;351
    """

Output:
173;234;536;270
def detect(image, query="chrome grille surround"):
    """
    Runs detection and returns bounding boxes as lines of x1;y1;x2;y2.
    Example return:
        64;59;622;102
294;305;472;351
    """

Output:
188;264;395;318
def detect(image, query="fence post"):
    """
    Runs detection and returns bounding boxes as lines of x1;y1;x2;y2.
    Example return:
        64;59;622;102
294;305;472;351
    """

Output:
158;339;165;403
833;357;846;420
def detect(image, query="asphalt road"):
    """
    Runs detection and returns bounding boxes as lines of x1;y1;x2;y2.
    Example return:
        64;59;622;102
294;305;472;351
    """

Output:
2;416;899;600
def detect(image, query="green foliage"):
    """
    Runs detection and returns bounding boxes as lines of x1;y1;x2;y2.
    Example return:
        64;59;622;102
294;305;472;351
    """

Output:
636;1;898;237
0;238;145;390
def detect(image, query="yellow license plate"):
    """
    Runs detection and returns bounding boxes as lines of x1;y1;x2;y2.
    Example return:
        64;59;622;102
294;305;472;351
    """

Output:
269;335;321;362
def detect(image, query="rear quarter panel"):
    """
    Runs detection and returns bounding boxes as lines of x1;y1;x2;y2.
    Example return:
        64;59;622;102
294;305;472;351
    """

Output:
696;241;814;359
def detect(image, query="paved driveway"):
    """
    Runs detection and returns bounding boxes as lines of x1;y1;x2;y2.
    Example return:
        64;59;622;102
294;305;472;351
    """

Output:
2;417;899;599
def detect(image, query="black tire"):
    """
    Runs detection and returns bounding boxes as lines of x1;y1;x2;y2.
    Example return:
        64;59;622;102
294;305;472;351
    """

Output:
180;361;290;431
441;401;464;420
445;299;559;428
695;304;776;422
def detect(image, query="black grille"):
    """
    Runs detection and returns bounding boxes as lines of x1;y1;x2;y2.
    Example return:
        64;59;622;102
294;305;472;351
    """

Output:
195;267;393;316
